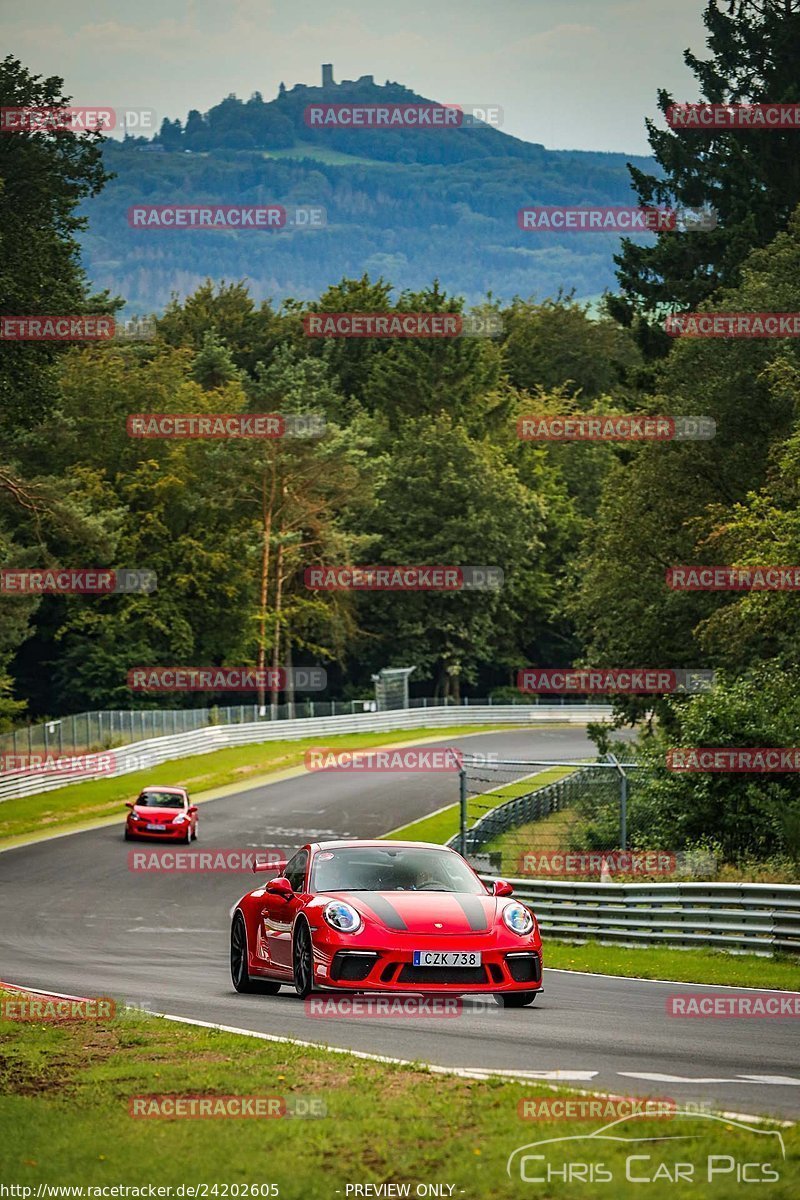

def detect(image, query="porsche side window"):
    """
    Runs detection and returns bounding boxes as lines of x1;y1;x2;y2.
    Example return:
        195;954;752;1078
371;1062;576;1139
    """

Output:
284;851;308;893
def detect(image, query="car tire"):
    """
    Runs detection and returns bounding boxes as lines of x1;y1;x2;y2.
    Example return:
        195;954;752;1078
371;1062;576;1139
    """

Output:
183;825;192;844
230;913;281;995
292;920;315;998
494;992;538;1008
124;828;132;841
191;825;198;841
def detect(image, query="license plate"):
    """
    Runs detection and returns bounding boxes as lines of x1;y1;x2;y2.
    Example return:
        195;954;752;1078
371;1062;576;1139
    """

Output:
146;823;167;831
412;951;482;967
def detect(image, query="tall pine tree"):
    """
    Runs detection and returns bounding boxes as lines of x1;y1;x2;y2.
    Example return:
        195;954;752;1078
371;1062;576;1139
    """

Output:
609;1;800;350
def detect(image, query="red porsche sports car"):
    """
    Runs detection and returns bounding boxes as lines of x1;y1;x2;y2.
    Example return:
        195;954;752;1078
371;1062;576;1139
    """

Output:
124;785;198;843
230;840;543;1006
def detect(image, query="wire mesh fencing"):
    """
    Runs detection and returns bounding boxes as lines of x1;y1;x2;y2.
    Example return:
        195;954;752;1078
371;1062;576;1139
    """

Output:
452;755;717;882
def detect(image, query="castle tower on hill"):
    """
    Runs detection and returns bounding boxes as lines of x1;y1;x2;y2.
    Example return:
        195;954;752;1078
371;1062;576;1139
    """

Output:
320;65;376;88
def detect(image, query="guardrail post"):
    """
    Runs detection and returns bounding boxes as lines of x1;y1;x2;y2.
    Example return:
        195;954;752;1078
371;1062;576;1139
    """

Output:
606;753;628;851
459;766;467;856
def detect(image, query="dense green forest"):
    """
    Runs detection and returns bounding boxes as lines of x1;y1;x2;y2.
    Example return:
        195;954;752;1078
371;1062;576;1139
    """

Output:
2;0;800;866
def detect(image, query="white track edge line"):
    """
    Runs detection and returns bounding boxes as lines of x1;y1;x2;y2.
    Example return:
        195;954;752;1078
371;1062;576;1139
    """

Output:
0;980;793;1127
547;967;800;995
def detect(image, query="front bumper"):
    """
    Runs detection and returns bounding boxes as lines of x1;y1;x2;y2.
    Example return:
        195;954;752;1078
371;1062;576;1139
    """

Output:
305;929;543;993
127;822;190;840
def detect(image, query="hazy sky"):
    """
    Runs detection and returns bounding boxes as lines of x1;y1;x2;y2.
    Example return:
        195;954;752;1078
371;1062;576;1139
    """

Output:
3;0;711;153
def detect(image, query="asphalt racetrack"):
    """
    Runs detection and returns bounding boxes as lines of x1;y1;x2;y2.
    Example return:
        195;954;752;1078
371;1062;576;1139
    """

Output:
1;727;797;1119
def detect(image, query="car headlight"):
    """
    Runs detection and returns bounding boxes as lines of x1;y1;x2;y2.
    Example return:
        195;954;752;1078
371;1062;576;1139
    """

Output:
172;813;188;824
322;900;362;933
502;903;534;936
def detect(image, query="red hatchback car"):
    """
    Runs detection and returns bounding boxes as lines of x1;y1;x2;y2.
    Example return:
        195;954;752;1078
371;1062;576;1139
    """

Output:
124;785;198;843
230;840;543;1006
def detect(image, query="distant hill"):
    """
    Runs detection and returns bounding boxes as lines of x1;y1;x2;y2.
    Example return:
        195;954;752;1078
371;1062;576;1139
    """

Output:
79;67;658;313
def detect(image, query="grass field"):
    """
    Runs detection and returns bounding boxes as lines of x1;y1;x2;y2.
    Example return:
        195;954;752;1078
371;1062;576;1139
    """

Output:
382;765;576;845
0;724;524;847
0;990;795;1196
545;940;800;991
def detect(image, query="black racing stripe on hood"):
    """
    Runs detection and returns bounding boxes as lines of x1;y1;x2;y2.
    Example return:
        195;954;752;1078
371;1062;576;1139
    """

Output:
453;894;489;931
357;893;408;931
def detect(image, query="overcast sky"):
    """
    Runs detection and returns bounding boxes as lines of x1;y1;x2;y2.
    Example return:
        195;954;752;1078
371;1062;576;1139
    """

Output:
3;0;711;154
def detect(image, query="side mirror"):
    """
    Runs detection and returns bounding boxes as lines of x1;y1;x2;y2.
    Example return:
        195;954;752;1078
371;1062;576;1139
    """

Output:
264;876;294;899
492;879;514;897
187;805;198;815
125;800;135;809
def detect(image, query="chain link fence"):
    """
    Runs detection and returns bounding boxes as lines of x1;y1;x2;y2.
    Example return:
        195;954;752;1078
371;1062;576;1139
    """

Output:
453;756;718;882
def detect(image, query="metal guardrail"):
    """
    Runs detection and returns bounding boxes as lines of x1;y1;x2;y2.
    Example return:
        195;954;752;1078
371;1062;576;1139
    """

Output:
0;695;603;759
0;704;612;803
486;878;800;956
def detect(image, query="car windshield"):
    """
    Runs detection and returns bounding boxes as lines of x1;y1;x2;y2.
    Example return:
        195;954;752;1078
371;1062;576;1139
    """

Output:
311;847;484;894
137;792;185;808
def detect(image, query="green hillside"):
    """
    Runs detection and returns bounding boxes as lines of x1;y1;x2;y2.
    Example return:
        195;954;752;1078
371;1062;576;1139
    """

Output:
79;70;658;310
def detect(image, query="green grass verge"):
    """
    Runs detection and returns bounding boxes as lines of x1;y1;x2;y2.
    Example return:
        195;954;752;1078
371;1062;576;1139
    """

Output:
0;991;795;1194
546;939;800;991
0;724;521;846
482;803;580;865
383;765;576;844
